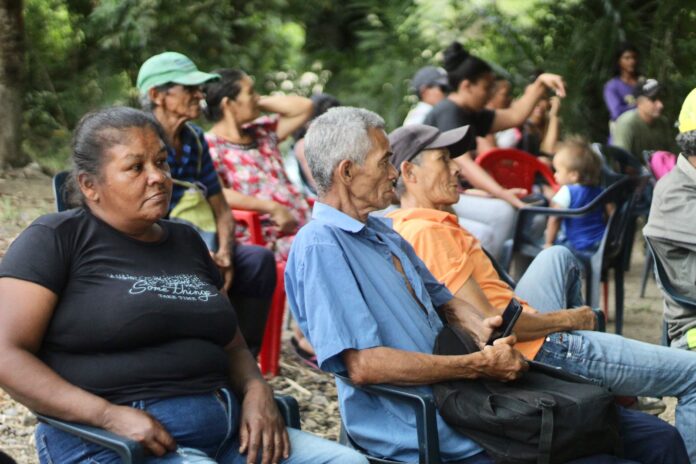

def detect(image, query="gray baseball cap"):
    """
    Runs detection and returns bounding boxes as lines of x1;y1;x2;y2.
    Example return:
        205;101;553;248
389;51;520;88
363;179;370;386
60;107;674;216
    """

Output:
411;66;449;94
388;124;472;173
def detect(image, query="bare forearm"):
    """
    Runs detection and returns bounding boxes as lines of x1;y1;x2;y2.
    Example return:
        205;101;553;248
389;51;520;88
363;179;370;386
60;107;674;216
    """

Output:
514;311;574;341
223;188;277;215
225;331;268;398
209;193;235;256
0;348;111;426
545;216;561;246
492;82;545;132
540;116;559;154
344;347;490;386
258;95;312;141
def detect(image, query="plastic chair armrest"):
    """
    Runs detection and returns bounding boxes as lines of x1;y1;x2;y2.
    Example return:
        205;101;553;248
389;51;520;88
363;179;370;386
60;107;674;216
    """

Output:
335;372;441;463
274;395;301;430
35;413;145;464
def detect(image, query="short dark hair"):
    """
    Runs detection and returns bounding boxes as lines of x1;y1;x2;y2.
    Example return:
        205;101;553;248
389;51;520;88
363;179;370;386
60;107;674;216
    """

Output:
67;106;167;206
202;68;247;122
557;136;602;186
443;42;492;91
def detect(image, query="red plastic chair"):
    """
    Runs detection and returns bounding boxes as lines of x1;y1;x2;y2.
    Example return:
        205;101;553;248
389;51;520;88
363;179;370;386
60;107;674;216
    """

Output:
232;209;286;377
475;148;559;192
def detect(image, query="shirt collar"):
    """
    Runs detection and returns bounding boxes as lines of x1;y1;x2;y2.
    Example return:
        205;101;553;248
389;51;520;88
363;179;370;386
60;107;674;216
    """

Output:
312;201;367;233
677;155;696;184
390;207;457;224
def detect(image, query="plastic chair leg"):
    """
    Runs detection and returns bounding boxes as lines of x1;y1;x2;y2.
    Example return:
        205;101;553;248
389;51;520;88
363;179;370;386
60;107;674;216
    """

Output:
258;262;286;377
614;267;624;335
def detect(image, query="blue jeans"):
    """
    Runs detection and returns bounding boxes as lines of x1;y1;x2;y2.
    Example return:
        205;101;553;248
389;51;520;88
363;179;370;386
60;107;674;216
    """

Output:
515;246;693;463
35;389;367;464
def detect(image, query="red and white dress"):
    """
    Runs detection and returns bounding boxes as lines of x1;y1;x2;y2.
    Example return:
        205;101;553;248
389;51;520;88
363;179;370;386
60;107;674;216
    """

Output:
205;116;311;262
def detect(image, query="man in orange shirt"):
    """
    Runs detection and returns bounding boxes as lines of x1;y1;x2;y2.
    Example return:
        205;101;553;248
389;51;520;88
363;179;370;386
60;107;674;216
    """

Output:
385;124;694;462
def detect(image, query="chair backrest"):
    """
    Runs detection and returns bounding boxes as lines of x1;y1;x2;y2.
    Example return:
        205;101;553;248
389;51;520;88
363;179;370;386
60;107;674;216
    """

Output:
52;170;71;212
475;148;559;192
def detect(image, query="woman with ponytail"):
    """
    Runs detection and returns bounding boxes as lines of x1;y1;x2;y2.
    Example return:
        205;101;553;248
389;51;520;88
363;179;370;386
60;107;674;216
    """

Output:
423;42;566;260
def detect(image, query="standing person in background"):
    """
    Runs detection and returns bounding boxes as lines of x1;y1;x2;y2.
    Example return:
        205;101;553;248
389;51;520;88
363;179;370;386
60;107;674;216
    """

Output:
202;68;313;263
604;43;641;135
137;53;277;356
403;66;449;126
424;41;565;260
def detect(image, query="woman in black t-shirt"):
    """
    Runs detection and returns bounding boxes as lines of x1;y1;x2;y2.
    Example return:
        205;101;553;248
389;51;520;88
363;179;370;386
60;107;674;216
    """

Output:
0;107;366;464
423;42;566;259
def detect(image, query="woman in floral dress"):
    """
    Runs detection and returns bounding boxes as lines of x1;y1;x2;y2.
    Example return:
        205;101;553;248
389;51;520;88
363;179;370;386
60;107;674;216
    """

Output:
203;69;313;261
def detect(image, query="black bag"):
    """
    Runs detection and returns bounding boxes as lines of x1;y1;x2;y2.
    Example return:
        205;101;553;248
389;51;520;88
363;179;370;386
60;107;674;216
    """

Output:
433;326;621;464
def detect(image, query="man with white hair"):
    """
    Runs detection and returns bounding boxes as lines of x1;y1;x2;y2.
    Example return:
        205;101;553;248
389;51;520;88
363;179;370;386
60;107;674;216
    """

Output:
284;107;674;463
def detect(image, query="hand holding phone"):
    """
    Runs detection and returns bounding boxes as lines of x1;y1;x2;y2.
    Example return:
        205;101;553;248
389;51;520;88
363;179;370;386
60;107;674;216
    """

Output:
487;299;523;345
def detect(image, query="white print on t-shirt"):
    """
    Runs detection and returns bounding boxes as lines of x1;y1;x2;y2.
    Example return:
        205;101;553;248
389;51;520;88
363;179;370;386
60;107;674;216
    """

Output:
108;273;217;302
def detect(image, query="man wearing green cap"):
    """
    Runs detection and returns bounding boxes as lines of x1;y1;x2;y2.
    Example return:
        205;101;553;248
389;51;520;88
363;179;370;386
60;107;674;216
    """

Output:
644;87;696;350
137;52;277;358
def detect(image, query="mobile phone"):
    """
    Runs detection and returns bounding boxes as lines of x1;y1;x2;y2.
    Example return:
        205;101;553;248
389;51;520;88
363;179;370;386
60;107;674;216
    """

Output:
487;298;523;345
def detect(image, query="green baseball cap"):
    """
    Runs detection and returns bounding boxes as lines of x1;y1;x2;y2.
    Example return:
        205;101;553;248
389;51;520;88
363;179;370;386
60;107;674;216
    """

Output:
136;51;220;93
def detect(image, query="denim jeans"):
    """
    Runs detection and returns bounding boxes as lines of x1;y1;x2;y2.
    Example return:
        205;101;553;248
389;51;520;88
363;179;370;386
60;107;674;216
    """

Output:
513;246;694;463
35;389;367;464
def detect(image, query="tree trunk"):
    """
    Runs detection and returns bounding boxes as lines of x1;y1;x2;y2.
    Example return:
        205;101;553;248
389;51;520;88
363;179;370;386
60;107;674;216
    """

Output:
0;0;27;169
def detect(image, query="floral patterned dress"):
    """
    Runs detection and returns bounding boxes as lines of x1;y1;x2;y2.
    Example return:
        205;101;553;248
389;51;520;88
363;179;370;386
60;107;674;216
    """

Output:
205;116;311;262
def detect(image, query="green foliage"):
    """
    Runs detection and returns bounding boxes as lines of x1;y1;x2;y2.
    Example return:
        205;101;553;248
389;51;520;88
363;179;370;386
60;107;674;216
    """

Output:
22;0;696;170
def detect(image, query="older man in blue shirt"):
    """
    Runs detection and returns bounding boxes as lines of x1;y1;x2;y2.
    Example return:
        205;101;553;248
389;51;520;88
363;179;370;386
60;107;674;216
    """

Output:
285;107;526;463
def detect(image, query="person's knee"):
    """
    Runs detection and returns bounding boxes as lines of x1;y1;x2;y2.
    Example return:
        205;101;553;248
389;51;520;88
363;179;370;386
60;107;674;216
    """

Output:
232;244;277;298
537;245;580;271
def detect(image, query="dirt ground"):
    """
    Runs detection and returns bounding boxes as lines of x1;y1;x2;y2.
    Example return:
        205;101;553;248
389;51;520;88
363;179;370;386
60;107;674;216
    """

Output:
0;167;677;463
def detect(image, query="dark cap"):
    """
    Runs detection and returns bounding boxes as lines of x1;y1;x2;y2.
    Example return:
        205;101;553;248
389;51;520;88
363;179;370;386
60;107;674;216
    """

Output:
411;66;449;94
634;78;661;99
388;124;472;172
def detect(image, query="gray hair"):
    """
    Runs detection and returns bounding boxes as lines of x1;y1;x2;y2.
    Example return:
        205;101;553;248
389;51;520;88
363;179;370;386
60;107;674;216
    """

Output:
677;130;696;157
395;152;424;199
138;83;175;112
304;107;385;195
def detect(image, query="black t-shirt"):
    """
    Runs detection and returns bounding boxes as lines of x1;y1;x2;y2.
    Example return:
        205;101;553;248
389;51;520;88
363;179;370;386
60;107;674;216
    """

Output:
0;208;237;404
424;99;496;151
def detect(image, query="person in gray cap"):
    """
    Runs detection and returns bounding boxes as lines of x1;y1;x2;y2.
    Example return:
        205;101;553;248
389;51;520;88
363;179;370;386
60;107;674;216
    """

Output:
613;78;678;159
403;66;449;126
386;124;695;464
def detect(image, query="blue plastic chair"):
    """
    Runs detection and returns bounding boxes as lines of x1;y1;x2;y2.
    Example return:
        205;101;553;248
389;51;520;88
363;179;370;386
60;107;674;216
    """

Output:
334;372;441;464
35;396;301;464
506;176;643;334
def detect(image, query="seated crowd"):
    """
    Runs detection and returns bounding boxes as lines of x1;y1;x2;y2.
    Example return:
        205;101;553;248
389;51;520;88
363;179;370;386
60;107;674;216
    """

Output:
0;39;693;464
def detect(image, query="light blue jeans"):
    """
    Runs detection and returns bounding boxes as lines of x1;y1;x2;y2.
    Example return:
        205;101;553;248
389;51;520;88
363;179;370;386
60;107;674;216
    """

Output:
515;246;696;463
35;388;367;464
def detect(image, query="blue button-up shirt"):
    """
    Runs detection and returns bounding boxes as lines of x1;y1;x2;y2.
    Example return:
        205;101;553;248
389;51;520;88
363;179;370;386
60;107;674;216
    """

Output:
285;202;482;462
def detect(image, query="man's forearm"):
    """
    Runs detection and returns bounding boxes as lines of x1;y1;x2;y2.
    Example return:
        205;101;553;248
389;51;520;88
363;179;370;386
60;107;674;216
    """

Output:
343;346;489;386
514;308;594;341
209;193;235;257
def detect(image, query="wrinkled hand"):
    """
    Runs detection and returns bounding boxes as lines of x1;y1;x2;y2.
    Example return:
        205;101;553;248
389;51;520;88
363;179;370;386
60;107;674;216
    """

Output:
478;335;529;382
239;381;290;464
536;73;566;98
567;306;597;331
101;405;176;457
458;314;502;350
270;204;298;235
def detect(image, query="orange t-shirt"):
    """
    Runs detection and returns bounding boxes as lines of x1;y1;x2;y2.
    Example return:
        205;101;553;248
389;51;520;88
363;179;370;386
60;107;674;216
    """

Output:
387;207;544;359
